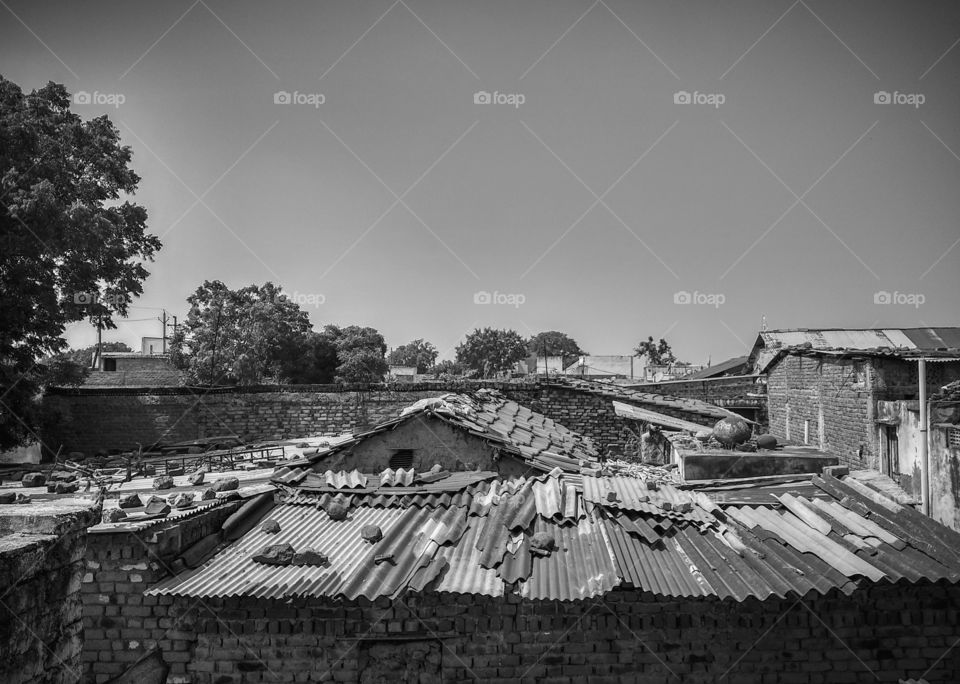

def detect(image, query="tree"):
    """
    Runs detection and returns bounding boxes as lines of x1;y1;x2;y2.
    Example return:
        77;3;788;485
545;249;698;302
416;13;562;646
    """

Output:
528;331;585;361
430;359;466;378
56;342;132;368
278;330;338;384
387;339;438;373
633;336;677;365
326;325;388;383
170;281;312;385
455;328;528;378
0;77;159;449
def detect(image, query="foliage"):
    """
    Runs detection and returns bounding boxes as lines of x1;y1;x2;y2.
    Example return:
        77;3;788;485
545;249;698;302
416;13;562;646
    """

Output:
387;339;438;373
633;336;677;365
170;281;312;385
0;77;159;449
55;341;132;368
327;325;388;383
455;328;528;378
528;331;585;361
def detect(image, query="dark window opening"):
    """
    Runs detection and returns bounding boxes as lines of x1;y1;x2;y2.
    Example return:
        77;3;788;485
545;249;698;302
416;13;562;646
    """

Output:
103;358;117;371
389;449;414;470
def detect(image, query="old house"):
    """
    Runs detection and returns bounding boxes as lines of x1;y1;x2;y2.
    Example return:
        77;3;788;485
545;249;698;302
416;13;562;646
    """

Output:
279;389;601;478
749;328;960;514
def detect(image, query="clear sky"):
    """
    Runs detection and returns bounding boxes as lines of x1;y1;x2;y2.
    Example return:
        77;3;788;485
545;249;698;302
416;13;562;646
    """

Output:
3;0;959;363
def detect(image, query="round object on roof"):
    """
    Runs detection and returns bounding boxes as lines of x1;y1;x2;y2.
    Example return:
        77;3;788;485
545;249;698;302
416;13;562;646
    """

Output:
326;502;348;521
712;417;752;447
756;434;778;450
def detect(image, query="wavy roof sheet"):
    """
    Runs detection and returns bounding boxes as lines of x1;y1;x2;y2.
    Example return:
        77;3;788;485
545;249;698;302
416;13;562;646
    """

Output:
149;469;960;602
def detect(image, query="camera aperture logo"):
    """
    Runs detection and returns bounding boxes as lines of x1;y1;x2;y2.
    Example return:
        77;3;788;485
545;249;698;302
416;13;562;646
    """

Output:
874;91;924;108
673;90;725;108
274;90;325;108
874;290;924;308
73;91;125;108
674;290;725;308
473;91;525;108
473;290;525;308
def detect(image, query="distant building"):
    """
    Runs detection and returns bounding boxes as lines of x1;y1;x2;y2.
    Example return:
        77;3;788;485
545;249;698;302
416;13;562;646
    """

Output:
563;355;643;380
386;365;417;382
87;336;182;386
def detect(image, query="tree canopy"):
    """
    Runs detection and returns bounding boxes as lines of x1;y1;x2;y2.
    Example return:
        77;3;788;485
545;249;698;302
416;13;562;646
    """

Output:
633;336;677;365
387;339;438;373
455;328;528;378
327;325;388;383
0;77;159;449
528;331;585;360
169;281;312;385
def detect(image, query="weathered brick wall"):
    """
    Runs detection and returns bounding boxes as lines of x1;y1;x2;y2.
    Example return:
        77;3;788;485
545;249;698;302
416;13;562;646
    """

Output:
41;383;718;457
0;504;98;684
113;581;960;683
767;355;960;470
767;355;878;468
627;375;764;410
81;503;242;683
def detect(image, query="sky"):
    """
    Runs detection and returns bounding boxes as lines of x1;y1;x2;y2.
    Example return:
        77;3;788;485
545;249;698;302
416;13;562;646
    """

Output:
2;0;959;364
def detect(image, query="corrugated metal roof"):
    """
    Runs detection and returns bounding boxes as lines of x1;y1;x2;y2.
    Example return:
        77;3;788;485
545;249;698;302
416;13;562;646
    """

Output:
149;469;960;603
750;328;960;372
519;516;619;601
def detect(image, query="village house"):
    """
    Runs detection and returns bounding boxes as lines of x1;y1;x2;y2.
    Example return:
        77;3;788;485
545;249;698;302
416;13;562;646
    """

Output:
747;328;960;529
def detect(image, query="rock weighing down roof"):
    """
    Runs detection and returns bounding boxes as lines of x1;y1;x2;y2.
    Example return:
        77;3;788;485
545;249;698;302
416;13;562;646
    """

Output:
149;465;960;603
282;389;601;475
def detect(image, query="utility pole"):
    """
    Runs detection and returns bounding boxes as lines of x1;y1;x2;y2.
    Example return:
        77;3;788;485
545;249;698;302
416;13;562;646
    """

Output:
161;309;168;354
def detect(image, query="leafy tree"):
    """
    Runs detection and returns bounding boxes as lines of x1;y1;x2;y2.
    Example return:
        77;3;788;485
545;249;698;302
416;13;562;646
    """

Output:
455;328;528;378
170;281;312;385
528;331;585;361
326;325;388;383
633;336;677;365
0;77;159;449
387;339;438;373
278;330;338;384
56;341;132;368
431;359;466;378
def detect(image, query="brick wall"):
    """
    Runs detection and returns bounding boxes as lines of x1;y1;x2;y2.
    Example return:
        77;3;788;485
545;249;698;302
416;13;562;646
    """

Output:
627;375;765;411
41;383;727;458
81;502;242;683
114;581;960;683
767;355;878;468
0;503;98;683
767;355;960;470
